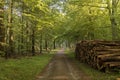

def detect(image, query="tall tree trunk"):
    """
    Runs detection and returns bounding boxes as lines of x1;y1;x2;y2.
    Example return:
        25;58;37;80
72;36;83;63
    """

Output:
5;0;14;58
31;28;35;56
26;21;29;55
0;0;5;56
88;6;95;40
53;39;56;49
8;0;14;57
107;0;119;40
110;17;117;40
40;32;42;53
20;0;24;54
45;38;48;51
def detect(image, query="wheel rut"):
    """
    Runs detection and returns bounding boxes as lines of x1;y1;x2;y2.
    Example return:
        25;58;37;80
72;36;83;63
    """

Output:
36;50;91;80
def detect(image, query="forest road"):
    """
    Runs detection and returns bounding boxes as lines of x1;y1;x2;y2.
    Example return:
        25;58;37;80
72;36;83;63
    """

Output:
36;49;91;80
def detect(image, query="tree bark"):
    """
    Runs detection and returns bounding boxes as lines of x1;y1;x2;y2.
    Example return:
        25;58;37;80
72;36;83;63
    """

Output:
40;33;43;54
88;7;95;40
8;0;14;57
5;0;14;58
107;0;119;40
0;0;5;56
20;1;24;54
53;39;56;49
45;38;48;51
31;28;35;56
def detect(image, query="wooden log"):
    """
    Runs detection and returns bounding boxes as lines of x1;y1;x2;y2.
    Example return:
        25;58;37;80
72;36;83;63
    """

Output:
75;40;120;72
104;62;120;67
117;78;120;80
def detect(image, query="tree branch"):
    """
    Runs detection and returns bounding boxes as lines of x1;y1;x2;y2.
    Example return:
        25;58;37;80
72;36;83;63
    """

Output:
79;3;107;9
116;0;120;5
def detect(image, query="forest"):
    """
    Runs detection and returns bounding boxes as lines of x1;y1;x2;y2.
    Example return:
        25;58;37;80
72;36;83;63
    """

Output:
0;0;120;58
0;0;120;80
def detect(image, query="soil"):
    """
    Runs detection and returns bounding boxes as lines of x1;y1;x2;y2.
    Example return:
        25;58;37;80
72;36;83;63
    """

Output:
36;49;91;80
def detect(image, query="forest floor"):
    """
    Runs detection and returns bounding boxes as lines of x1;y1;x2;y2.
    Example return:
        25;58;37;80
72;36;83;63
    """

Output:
0;53;54;80
36;49;91;80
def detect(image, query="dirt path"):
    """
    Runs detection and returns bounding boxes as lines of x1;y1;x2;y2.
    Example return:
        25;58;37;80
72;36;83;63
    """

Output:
36;50;91;80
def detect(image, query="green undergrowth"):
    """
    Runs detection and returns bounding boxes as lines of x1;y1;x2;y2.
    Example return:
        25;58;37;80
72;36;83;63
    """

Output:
0;53;54;80
67;51;120;80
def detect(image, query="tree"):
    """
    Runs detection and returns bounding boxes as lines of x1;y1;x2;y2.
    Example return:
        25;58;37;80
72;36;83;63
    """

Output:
0;0;5;56
107;0;120;40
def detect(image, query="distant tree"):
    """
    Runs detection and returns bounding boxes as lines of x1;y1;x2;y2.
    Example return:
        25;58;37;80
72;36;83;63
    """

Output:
107;0;120;40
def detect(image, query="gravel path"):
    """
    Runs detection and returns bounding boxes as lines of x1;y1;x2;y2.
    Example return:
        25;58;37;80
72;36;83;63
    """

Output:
36;50;91;80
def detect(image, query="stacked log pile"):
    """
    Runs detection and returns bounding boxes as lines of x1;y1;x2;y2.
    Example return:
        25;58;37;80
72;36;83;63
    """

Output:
75;40;120;72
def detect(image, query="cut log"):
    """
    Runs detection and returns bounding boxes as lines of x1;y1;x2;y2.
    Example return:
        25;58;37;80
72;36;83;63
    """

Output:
75;40;120;72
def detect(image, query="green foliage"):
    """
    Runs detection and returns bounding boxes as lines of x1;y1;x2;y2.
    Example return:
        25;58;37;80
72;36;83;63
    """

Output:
59;0;120;43
2;0;120;57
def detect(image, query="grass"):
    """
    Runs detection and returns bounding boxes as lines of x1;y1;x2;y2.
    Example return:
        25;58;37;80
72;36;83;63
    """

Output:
0;53;54;80
67;51;120;80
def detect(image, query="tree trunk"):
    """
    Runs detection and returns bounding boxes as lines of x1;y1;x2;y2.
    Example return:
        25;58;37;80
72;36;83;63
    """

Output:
0;0;5;56
5;0;14;58
40;33;42;54
31;28;35;56
53;39;56;49
110;18;117;40
45;38;48;51
107;0;119;40
25;21;29;55
20;0;24;54
9;0;14;57
88;7;95;40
